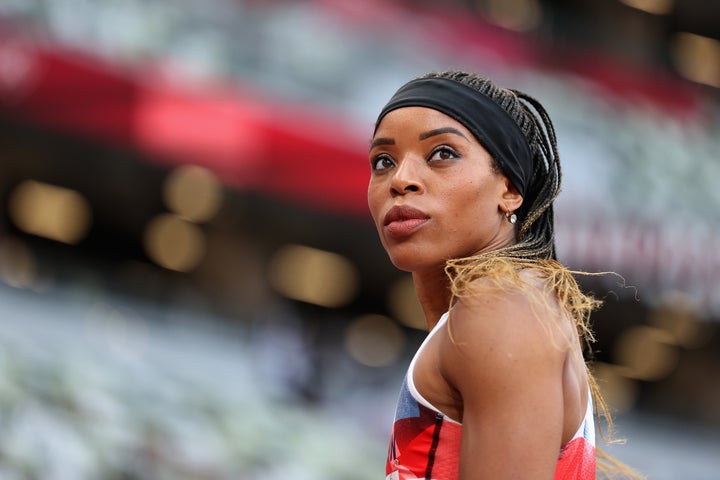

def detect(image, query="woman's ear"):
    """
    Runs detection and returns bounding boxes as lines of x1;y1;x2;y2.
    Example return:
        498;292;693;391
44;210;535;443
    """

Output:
500;178;524;213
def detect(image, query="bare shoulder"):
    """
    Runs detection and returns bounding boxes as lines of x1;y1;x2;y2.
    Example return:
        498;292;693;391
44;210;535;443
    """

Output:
439;272;570;391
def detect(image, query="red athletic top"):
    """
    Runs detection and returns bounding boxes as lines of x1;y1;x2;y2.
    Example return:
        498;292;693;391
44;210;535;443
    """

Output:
386;313;596;480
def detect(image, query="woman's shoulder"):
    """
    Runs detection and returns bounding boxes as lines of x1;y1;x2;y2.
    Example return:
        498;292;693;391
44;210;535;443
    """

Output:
448;275;550;339
449;266;559;326
438;278;569;401
441;270;571;366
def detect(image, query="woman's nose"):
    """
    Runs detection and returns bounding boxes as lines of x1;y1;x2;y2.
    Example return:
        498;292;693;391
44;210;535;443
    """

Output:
390;158;424;195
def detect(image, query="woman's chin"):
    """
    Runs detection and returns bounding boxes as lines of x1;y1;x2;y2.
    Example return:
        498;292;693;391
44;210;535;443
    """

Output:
386;255;416;272
386;253;437;274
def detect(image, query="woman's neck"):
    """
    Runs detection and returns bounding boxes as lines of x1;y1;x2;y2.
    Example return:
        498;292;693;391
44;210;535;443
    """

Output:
412;268;452;330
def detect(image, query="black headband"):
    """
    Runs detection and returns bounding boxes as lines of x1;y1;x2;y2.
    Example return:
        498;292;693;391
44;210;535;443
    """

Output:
374;77;532;198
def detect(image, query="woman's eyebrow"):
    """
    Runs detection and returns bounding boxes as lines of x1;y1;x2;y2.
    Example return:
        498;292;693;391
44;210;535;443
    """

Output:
419;127;469;141
369;137;395;149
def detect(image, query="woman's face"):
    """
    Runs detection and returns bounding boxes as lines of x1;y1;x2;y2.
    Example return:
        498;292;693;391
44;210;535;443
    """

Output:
368;106;519;273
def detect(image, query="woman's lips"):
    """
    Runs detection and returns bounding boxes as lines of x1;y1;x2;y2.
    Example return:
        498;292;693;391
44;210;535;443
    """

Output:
385;218;429;237
383;206;430;238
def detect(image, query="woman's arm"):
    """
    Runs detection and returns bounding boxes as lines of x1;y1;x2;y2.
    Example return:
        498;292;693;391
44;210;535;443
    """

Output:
440;286;568;479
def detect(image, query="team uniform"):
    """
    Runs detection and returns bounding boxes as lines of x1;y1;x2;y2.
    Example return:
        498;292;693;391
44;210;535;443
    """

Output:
386;313;596;480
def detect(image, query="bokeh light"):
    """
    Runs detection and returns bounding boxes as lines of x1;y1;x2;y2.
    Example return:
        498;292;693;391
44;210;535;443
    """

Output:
649;292;711;349
163;165;223;224
670;32;720;88
345;314;406;367
613;325;680;382
143;213;206;272
484;0;542;32
8;180;92;245
267;244;359;308
619;0;674;15
388;275;427;330
593;362;641;413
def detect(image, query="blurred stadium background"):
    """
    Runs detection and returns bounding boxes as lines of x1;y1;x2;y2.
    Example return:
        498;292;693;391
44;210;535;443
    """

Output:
0;0;719;478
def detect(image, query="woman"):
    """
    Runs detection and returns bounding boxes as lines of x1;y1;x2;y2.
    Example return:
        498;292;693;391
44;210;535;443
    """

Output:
368;71;641;479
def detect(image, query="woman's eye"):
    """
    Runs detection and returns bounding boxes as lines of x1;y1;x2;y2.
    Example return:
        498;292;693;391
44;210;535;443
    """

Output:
429;146;459;162
372;155;395;171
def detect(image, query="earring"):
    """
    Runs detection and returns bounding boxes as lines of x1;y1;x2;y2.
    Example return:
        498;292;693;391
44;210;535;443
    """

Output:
505;211;517;224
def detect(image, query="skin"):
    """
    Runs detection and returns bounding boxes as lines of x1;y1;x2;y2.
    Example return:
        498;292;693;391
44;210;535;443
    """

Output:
368;106;589;479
